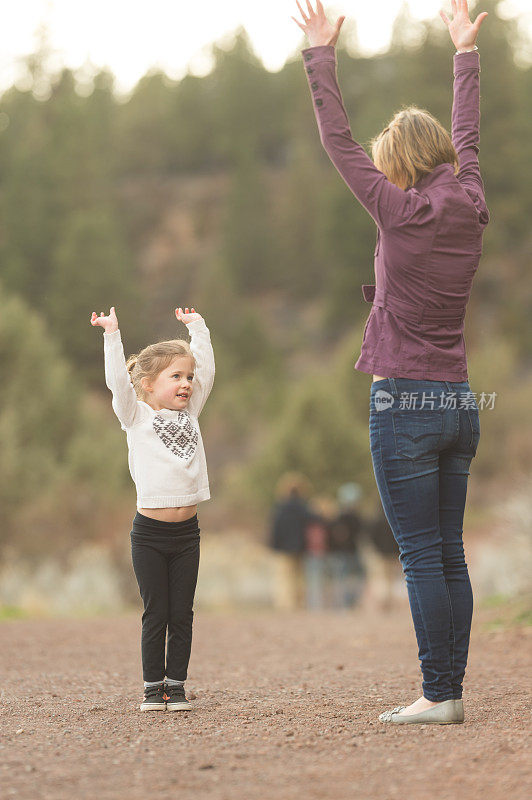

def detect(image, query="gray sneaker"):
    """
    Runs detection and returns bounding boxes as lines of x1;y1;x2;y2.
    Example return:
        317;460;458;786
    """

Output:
140;683;166;711
165;682;191;711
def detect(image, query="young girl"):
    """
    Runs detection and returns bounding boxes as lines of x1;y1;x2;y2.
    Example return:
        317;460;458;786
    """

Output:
293;1;489;724
90;305;215;711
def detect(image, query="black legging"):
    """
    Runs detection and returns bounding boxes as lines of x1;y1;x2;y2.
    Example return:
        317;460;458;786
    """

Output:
130;511;200;682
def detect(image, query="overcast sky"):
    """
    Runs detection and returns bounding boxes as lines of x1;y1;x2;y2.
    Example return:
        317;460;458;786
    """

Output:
1;1;530;96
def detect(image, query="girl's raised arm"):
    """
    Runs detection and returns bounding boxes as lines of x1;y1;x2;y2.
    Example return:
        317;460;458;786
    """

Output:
176;307;215;419
91;308;141;430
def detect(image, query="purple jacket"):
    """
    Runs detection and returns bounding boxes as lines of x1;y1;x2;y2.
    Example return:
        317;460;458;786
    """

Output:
302;45;490;381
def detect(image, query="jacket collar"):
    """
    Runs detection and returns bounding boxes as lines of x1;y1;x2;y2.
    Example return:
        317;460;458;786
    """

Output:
413;163;456;190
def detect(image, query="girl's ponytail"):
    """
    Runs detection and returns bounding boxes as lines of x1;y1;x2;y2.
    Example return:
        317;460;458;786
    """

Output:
126;354;138;375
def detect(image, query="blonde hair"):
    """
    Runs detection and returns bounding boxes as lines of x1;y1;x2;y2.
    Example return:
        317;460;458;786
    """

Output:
125;339;196;401
369;105;460;191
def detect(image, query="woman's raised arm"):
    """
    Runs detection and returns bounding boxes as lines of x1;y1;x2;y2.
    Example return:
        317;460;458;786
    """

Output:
292;2;429;230
441;1;489;221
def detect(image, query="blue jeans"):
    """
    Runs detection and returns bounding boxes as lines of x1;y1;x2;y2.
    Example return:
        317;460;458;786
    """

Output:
304;553;326;610
326;553;365;608
369;377;480;702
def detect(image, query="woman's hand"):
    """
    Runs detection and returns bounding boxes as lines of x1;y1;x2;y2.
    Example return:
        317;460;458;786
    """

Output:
175;306;203;325
291;0;345;48
90;307;118;333
440;0;488;52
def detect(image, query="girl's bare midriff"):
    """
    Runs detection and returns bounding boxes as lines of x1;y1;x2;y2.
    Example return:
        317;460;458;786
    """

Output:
373;375;387;382
138;505;198;522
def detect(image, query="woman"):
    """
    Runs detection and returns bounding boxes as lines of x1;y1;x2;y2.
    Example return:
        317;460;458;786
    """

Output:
292;1;489;724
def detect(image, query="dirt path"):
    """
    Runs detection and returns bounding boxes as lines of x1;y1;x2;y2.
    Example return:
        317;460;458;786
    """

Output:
1;602;530;800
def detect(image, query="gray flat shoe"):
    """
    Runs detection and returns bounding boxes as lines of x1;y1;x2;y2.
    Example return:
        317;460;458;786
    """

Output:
379;705;407;722
453;698;464;722
379;698;464;725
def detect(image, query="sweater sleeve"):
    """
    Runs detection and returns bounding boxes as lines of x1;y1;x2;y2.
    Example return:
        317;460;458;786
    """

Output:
103;329;142;431
186;317;215;418
301;45;429;230
451;50;490;225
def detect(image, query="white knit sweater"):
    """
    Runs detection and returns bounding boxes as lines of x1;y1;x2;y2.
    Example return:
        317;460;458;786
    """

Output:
103;318;215;508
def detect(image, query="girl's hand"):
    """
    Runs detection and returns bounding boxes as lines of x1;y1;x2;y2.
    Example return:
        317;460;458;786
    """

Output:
291;0;345;48
90;307;118;333
175;306;203;325
440;0;488;52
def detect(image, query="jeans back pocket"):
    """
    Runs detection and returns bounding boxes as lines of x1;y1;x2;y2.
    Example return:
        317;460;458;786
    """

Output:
392;409;444;461
466;407;481;457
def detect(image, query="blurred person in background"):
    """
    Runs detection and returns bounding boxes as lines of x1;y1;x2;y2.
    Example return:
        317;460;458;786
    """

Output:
327;483;366;609
366;505;401;612
269;472;313;610
304;495;335;610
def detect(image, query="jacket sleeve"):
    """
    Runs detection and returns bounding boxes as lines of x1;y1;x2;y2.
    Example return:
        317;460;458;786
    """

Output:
103;329;142;431
186;317;215;418
451;50;490;225
301;45;429;230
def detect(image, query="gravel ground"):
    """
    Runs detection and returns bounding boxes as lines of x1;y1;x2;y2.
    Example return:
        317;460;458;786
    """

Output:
1;602;530;800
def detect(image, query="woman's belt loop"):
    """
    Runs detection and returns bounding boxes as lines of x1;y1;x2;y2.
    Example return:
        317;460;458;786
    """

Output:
362;284;376;302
